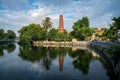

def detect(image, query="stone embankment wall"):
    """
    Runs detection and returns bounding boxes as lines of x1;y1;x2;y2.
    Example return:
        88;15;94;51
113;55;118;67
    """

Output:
90;42;120;80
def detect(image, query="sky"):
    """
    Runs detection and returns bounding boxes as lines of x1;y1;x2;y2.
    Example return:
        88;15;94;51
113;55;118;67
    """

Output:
0;0;120;36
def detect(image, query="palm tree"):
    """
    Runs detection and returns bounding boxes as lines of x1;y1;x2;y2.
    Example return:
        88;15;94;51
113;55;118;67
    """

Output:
42;17;52;40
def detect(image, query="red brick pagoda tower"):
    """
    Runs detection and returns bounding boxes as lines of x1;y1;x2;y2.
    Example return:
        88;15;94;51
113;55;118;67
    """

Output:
58;15;64;32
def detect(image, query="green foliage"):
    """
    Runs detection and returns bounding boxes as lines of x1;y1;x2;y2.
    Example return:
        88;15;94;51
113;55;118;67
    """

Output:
106;45;120;63
55;32;67;41
5;44;16;53
0;46;4;56
72;16;93;40
6;30;16;39
19;45;44;62
72;27;93;40
47;28;71;41
0;29;16;40
69;49;93;74
18;46;68;70
101;28;111;41
78;27;94;40
0;43;16;56
42;17;53;40
111;17;120;30
47;28;58;41
73;16;89;30
42;17;52;32
18;23;45;44
0;29;4;40
95;17;120;41
18;22;71;44
110;17;120;39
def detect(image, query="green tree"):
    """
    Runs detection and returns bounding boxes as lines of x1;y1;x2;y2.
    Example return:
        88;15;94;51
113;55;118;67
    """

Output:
78;27;94;40
110;17;120;39
6;30;16;40
101;28;111;41
47;28;71;41
73;16;89;31
106;45;120;66
55;32;67;41
47;28;58;41
0;29;5;40
18;23;45;44
42;17;52;40
72;16;93;40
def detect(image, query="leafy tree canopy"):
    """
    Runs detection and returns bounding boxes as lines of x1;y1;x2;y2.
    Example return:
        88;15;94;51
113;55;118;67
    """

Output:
18;23;45;44
110;17;120;30
6;30;16;39
0;29;4;40
73;16;89;31
71;17;93;40
47;28;58;41
42;17;52;32
0;29;16;40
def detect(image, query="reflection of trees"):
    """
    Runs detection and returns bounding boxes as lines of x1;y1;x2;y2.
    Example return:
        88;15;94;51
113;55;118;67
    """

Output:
42;47;67;70
69;49;93;74
19;46;95;74
42;47;51;70
19;46;68;71
55;47;67;55
19;45;52;70
0;43;16;56
5;44;16;53
0;46;4;56
19;45;44;62
48;47;58;60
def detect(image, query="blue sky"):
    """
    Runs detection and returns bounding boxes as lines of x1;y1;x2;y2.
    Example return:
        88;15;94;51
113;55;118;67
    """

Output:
0;0;120;36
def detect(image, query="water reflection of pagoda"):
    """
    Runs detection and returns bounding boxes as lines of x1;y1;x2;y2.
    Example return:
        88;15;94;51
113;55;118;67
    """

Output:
59;54;64;73
58;15;64;73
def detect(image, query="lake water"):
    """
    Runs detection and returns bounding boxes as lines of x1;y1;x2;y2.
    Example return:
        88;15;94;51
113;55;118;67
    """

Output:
0;43;110;80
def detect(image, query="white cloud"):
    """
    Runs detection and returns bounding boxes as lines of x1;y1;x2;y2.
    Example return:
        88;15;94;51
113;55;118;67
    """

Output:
0;7;51;36
27;7;50;23
0;0;120;36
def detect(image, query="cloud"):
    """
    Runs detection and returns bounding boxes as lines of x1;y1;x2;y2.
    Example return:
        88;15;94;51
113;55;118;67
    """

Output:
0;0;120;36
0;7;50;36
34;0;73;8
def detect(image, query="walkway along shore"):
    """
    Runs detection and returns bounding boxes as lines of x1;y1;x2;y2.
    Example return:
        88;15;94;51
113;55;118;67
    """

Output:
33;41;90;47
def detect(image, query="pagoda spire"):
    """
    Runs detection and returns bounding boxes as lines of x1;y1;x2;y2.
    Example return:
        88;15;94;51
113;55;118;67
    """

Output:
58;15;64;32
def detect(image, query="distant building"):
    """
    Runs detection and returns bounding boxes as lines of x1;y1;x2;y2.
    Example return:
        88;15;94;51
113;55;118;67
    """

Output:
95;29;104;35
91;29;104;41
58;15;64;32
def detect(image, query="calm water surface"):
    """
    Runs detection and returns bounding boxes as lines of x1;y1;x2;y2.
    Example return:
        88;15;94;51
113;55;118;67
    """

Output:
0;43;110;80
